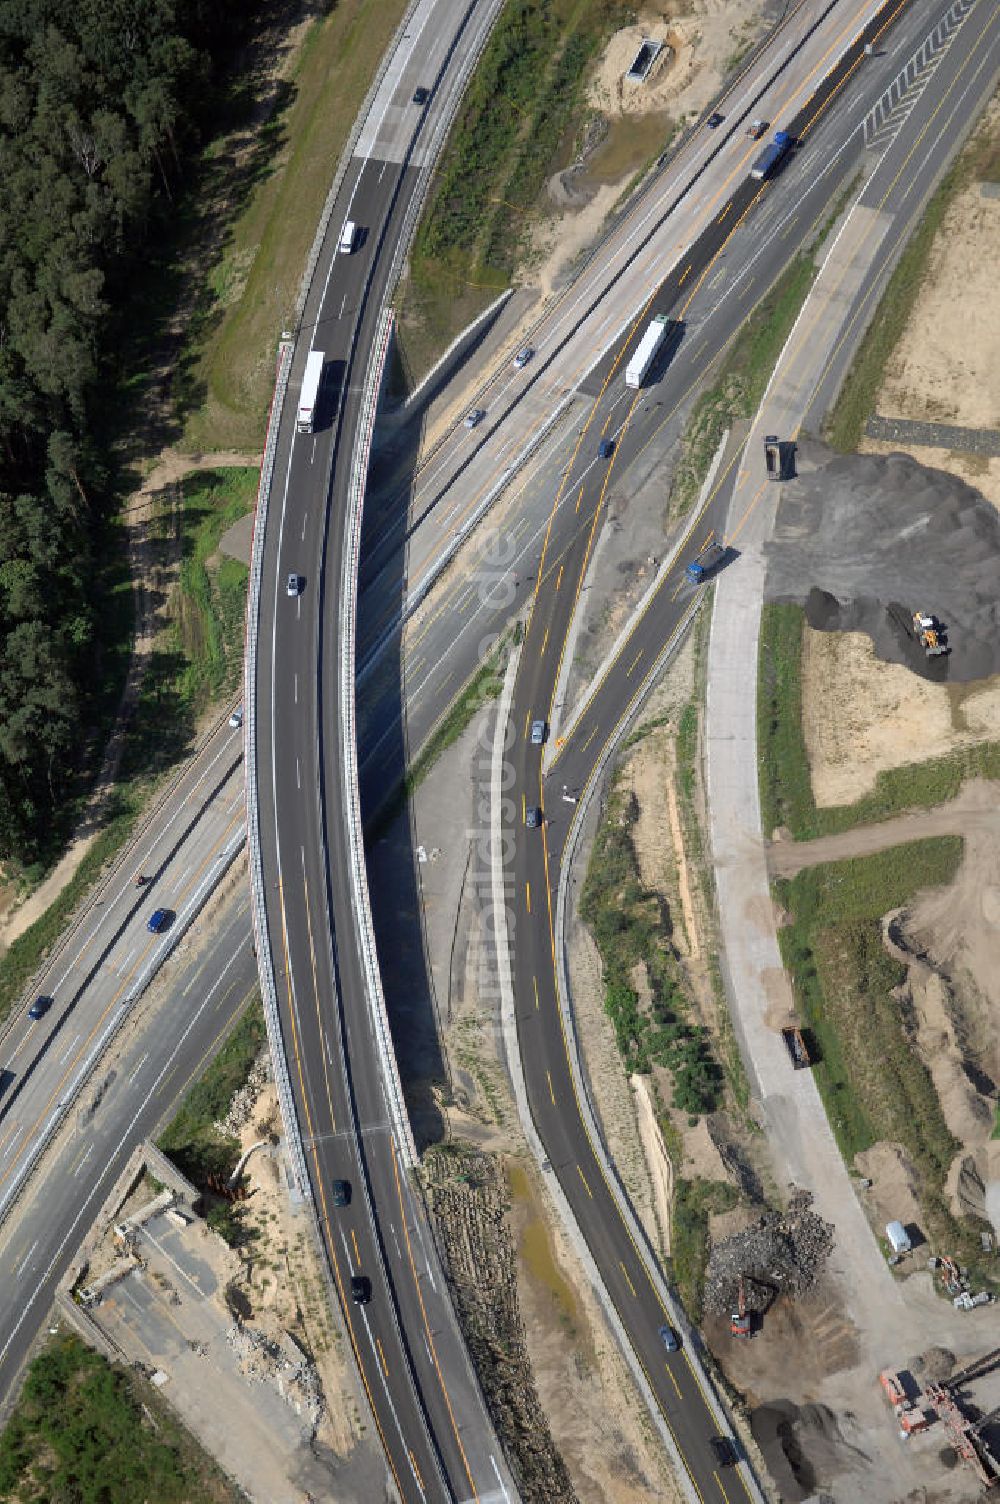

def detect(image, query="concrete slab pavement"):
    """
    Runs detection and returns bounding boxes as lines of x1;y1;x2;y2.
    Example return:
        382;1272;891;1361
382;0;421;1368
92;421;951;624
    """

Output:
705;190;908;1341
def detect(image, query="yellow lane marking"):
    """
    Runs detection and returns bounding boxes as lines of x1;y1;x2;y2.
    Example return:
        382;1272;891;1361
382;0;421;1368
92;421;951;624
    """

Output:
626;649;643;677
376;1337;389;1377
575;483;585;515
678;264;691;285
351;1228;361;1266
620;1262;638;1299
547;1070;556;1105
667;1366;683;1400
576;1165;593;1198
533;976;540;1010
389;1138;479;1499
541;626;549;656
556;564;564;591
526;882;532;914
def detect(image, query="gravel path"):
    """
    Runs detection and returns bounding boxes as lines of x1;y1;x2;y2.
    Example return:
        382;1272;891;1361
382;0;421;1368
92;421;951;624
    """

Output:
767;778;1000;877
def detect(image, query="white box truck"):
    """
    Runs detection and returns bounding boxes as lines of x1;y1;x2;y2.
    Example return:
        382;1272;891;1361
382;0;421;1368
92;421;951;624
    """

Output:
625;314;673;389
297;350;325;434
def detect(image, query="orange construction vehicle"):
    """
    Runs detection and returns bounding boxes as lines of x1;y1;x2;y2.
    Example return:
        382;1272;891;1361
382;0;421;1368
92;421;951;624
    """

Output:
731;1276;753;1339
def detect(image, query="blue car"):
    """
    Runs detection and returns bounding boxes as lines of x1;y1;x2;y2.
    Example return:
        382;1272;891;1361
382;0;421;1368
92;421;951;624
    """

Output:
28;995;53;1020
147;908;174;934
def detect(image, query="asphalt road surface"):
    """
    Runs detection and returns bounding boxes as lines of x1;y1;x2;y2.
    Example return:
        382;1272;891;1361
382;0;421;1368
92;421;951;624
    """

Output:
0;880;259;1411
496;1;998;1500
250;0;518;1498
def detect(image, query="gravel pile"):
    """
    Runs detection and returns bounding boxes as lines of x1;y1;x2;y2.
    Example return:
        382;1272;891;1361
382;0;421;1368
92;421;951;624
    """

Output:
765;441;1000;682
216;1050;272;1138
703;1191;834;1316
423;1147;577;1504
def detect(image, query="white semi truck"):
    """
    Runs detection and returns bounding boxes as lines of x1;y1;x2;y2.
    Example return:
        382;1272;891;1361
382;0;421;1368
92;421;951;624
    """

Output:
625;314;673;389
297;350;325;433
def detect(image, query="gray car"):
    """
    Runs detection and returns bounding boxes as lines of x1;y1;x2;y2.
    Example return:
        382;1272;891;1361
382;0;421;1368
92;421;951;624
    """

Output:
524;806;542;828
529;719;547;746
464;408;485;429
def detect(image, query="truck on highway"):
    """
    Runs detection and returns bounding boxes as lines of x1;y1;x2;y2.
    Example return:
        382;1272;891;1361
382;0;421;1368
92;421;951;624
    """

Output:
297;350;325;434
750;129;792;181
625;314;674;389
685;539;726;583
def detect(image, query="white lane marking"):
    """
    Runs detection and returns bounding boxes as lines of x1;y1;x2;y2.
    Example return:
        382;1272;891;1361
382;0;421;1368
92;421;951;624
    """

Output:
301;512;308;540
59;1034;81;1065
0;943;247;1372
1;1127;23;1161
128;1052;149;1084
296;757;301;792
14;1241;37;1280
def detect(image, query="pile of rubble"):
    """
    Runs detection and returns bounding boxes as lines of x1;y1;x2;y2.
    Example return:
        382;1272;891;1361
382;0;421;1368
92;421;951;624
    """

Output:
423;1147;577;1504
225;1321;324;1428
704;1191;834;1317
216;1050;272;1138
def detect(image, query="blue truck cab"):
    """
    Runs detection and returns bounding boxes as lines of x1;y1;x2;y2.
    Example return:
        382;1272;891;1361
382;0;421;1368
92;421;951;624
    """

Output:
685;541;726;583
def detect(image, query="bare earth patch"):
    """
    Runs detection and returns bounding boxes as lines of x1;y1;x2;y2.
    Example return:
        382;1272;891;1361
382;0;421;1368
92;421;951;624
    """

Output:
531;0;769;300
876;111;1000;434
800;625;1000;807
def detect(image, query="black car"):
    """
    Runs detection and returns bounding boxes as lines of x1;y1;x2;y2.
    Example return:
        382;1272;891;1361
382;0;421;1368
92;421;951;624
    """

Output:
598;438;614;459
413;86;430;105
28;995;53;1020
709;1436;735;1467
333;1179;351;1208
524;806;542;829
706;111;725;128
350;1274;372;1305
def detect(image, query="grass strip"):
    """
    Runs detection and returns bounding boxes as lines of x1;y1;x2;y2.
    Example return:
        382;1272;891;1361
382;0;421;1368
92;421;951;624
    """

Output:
758;603;1000;839
670;1176;739;1324
0;796;142;1031
668;252;815;517
580;779;722;1114
185;0;411;451
775;837;989;1264
0;1332;240;1503
157;997;266;1190
398;0;630;378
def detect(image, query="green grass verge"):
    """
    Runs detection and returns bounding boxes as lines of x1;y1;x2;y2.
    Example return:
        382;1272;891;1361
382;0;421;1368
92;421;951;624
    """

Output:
758;603;1000;839
669;1176;739;1324
184;0;411;451
157;997;266;1190
580;778;722;1114
397;0;630;379
0;1333;240;1503
122;467;255;782
668;252;816;517
825;107;1000;452
774;837;988;1262
0;794;142;1031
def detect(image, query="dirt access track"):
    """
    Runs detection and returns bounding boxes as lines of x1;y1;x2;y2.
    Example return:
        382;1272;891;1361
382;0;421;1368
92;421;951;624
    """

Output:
767;778;1000;876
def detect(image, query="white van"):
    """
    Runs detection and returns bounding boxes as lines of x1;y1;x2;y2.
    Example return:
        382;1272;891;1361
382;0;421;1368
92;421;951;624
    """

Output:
338;219;357;254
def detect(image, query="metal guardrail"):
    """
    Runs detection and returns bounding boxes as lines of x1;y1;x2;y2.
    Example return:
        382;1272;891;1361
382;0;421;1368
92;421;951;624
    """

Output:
339;306;418;1168
549;597;768;1504
243;339;310;1197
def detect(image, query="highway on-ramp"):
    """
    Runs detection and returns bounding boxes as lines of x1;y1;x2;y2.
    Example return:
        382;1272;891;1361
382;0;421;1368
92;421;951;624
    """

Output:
498;0;997;1499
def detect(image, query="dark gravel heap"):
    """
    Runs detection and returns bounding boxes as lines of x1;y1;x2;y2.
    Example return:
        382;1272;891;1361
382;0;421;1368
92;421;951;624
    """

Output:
765;441;1000;682
703;1191;834;1317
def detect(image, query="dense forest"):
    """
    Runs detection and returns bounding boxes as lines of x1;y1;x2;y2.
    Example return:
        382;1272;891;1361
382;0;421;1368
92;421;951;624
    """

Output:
0;0;247;864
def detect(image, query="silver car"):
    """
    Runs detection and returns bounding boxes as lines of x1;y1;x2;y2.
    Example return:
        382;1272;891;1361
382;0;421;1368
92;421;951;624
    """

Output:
530;719;546;745
464;408;485;429
286;573;301;597
513;347;534;369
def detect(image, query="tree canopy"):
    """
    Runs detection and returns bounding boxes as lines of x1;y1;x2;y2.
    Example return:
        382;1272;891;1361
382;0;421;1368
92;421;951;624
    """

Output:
0;0;244;862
